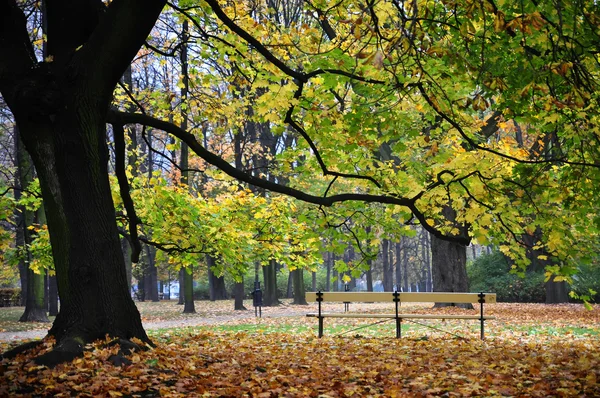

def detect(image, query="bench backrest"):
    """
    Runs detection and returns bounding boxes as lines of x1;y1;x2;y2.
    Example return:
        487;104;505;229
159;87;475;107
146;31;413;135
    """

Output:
305;292;497;304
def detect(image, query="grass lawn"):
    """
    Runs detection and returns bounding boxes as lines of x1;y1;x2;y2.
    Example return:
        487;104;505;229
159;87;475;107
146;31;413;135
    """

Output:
1;301;599;396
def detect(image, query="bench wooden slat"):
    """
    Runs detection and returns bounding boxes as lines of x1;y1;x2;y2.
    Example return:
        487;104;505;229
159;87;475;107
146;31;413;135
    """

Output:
306;313;496;320
305;292;497;304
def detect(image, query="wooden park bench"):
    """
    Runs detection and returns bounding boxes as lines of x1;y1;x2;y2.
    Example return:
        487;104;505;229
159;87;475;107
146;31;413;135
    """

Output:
306;291;496;339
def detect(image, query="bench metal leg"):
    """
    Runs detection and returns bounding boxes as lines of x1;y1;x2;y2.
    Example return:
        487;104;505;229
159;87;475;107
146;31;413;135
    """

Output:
318;316;324;338
478;292;485;340
396;318;401;338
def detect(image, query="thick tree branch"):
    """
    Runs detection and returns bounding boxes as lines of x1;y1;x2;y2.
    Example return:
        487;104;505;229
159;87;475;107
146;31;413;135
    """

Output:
0;0;38;107
45;0;104;60
111;122;142;263
107;109;471;245
80;0;167;94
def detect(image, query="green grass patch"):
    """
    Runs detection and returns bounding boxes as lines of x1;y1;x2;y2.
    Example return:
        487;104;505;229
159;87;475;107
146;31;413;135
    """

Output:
499;324;600;337
0;307;54;332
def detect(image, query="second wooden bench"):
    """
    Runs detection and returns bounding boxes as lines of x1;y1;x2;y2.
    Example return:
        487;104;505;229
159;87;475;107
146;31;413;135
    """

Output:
306;291;496;339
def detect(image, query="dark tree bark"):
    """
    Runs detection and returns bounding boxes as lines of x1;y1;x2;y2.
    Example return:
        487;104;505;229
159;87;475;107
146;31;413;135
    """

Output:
430;235;471;308
177;268;185;305
233;281;246;310
48;274;59;316
207;255;227;300
14;129;27;307
0;0;166;365
325;252;331;291
121;237;132;295
144;245;159;302
421;231;432;292
291;269;307;304
524;230;568;303
402;240;409;292
395;240;402;291
430;205;472;308
182;266;195;313
382;239;393;291
178;19;195;314
286;271;293;298
262;259;280;306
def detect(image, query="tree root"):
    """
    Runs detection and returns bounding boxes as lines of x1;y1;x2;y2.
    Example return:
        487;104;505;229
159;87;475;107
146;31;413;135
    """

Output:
34;337;85;367
0;334;153;368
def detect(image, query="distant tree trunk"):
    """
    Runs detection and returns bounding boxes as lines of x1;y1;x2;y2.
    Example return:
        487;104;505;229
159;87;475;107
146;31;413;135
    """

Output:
286;271;293;298
121;237;133;295
395;240;402;291
207;256;228;300
292;269;307;304
382;239;393;291
402;239;409;292
325;252;331;292
144;245;159;302
182;266;195;313
421;231;432;292
262;259;279;306
177;269;185;305
234;281;246;310
366;227;374;292
16;133;48;323
524;230;568;303
332;261;339;292
48;274;58;316
18;263;27;306
311;271;316;291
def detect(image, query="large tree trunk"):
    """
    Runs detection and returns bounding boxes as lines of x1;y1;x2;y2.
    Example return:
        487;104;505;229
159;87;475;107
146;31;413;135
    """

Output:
262;259;279;306
430;234;471;308
48;274;59;316
19;107;149;363
0;0;168;366
234;280;246;310
292;269;307;305
182;266;195;313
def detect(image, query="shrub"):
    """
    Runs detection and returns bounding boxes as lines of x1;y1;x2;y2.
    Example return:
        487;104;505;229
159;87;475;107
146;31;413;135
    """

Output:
571;261;600;303
193;279;211;300
468;252;546;303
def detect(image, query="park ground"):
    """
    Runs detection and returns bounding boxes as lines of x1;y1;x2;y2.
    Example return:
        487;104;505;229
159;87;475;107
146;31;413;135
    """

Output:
0;300;599;397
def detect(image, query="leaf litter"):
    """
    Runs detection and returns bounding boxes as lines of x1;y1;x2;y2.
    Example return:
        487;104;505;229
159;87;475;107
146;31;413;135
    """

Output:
0;302;598;397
